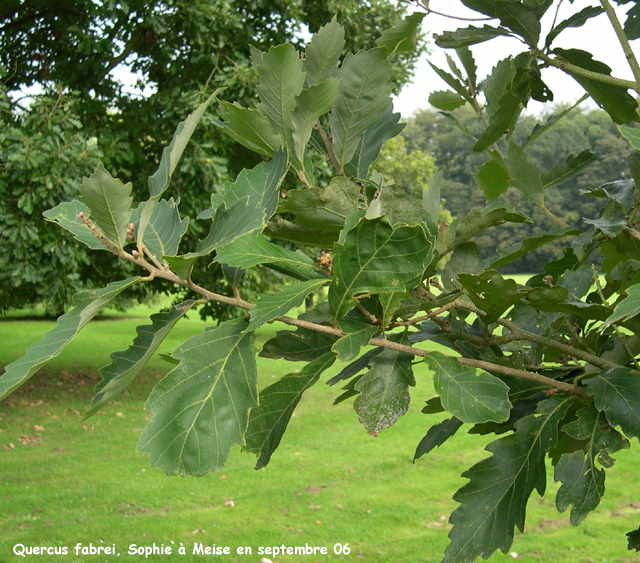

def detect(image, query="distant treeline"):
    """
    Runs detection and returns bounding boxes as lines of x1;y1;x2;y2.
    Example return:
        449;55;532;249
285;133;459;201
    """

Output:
401;105;631;273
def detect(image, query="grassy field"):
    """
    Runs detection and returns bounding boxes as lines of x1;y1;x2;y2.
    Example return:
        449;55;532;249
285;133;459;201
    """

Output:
1;299;640;563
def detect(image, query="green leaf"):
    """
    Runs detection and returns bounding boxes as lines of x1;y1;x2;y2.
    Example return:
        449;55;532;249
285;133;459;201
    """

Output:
329;48;393;170
453;201;533;248
189;198;266;258
138;92;218;248
423;170;443;224
332;321;379;363
80;162;133;250
506;141;544;205
526;286;611;321
429;90;467;111
353;338;415;435
620;125;640;150
221;148;288;218
605;285;640;325
487;227;582;269
542;150;605;189
493;2;541;47
457;46;478;94
43;200;107;251
521;95;589;149
257;43;306;140
414;417;463;461
247;279;328;332
474;92;521;152
425;352;511;423
213;102;282;158
442;242;483;292
376;183;424;226
138;318;258;476
622;2;640;40
556;404;628;525
148;92;218;199
163;255;198;281
458;270;529;324
545;6;604;48
304;17;345;87
329;217;433;323
0;277;140;401
553;48;639;124
344;106;405;179
187;150;289;259
583;217;626;236
474;159;511;201
581;179;637;213
280;176;366;232
85;301;194;419
375;12;425;55
214;233;325;281
245;353;336;469
435;25;512;49
260;326;338;362
428;61;473;101
139;198;189;261
290;79;340;167
484;57;516;118
586;368;640;441
444;395;573;563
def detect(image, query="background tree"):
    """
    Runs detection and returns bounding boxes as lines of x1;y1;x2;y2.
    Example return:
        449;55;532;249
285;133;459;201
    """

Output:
402;104;631;272
0;0;424;315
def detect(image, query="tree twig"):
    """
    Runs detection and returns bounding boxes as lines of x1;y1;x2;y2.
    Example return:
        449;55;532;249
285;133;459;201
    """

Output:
600;0;640;90
314;120;342;174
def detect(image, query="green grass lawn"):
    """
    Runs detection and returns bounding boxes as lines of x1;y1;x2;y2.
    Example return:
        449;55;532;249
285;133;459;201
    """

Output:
1;302;640;562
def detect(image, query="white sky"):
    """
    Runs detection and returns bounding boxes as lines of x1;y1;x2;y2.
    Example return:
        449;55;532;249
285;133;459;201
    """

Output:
393;0;637;117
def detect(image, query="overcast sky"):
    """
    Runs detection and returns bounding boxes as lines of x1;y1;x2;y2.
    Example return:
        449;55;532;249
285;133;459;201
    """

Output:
393;0;637;117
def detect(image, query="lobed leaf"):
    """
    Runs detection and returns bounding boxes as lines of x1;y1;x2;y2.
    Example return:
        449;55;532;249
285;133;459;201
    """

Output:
257;43;306;140
505;141;544;206
85;301;195;418
332;320;379;363
375;12;425;55
541;150;605;190
585;367;640;441
290;79;340;169
453;201;533;248
139;198;189;261
425;352;511;424
414;417;464;461
138;92;218;248
444;395;574;562
605;285;640;325
0;278;140;401
458;270;529;324
329;48;393;171
138;318;258;476
553;48;639;124
473;93;521;152
245;353;336;469
545;6;604;48
328;216;433;323
247;278;328;332
353;338;415;435
80;162;133;250
344;106;405;179
214;233;325;281
213;102;282;158
43;200;107;251
304;17;345;87
487;227;582;269
435;25;512;49
474;159;511;201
